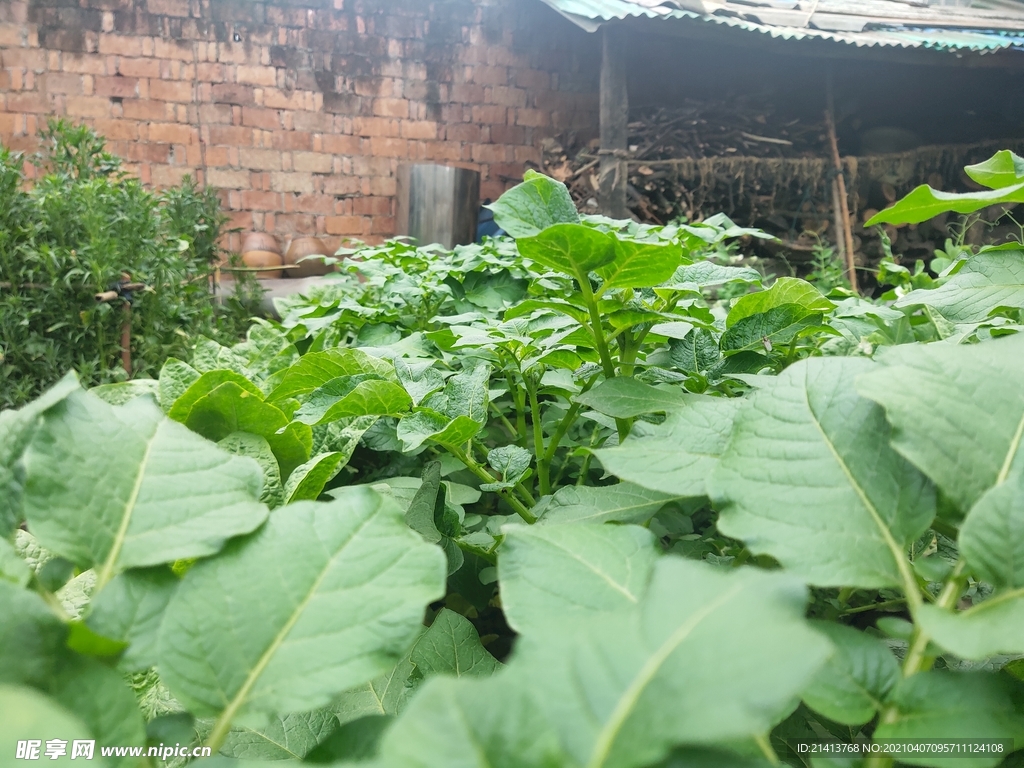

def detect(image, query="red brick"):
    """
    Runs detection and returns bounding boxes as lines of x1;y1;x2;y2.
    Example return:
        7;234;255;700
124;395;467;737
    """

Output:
272;131;313;151
238;148;282;171
322;134;360;154
445;123;482;143
240;190;281;210
352;116;398;138
515;145;542;164
292;151;332;173
211;83;255;106
370;216;395;235
450;83;486;104
0;113;24;136
204;146;230;167
241;107;281;130
207;168;251;189
2;48;47;71
490;124;526;145
97;34;142;57
117;57;162;79
61;54;107;75
472;66;508;86
65;95;110;118
91;118;140;141
472;105;508;125
262;89;309;111
150;164;191;187
290;194;335;216
270;171;314;194
121;99;170;121
352;196;392;216
94;75;139;99
372;97;409;119
488;86;527;108
325;215;365;235
291;110;334;132
42;73;84;95
471;144;510;164
236;65;278;87
401;121;438;140
515;69;551;90
148;122;195;144
153;38;193;61
198;103;232;124
126;143;171;163
148;79;193;103
208;124;253;146
515;108;549;128
323;175;361;196
146;0;191;16
369;137;407;158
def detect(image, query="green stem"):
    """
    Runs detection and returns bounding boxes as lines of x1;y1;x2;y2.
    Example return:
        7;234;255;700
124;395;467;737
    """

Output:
754;734;781;767
449;446;537;524
540;402;582;490
577;272;616;379
456;538;498;566
865;559;967;768
841;598;906;616
525;380;548;496
507;372;527;440
488;401;519;441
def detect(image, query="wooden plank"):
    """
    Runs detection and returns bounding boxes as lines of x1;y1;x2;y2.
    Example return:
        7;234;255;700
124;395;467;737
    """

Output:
599;24;630;219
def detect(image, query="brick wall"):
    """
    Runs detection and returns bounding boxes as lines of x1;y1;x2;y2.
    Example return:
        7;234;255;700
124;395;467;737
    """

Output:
0;0;599;249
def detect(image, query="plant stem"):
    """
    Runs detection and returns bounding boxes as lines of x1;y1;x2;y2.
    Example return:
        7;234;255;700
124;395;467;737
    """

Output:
841;598;906;616
507;371;527;440
449;446;537;524
754;734;781;766
575;272;631;443
525;379;548;496
488;401;519;441
864;559;967;768
539;402;582;493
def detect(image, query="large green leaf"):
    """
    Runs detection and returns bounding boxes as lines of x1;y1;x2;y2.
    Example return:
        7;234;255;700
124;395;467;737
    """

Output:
516;223;616;278
411;608;501;678
167;370;262;423
293;375;411;426
726;277;834;328
157;358;200;413
86;567;178;672
719;304;824;355
595;239;683;292
866;181;1024;226
219;432;284;508
394;359;445;406
217;709;341;760
0;538;31;587
595;397;740;497
283;452;348;503
397;411;482;453
182;382;312;479
0;685;102;766
856;334;1024;512
512;557;831;768
893;250;1024;324
800;622;900;726
268;349;397;405
873;672;1024;767
660;261;761;291
537;483;681;525
486;169;580;239
965;150;1024;189
158;488;446;726
0;581;67;688
575;378;688;419
499;523;658;636
23;390;267;583
710;357;935;588
89;379;160;406
669;329;721;374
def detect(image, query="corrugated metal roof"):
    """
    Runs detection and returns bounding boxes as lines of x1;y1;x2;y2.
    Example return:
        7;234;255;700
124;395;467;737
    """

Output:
539;0;1024;51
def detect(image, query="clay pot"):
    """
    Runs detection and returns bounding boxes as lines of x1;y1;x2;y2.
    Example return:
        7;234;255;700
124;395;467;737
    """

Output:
241;232;280;254
242;249;284;280
285;236;333;278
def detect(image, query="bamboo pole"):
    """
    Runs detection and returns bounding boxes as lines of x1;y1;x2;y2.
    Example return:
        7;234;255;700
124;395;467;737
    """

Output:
825;70;859;293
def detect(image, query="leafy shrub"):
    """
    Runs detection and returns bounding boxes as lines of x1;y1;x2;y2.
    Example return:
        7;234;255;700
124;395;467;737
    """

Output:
0;120;258;409
4;159;1024;767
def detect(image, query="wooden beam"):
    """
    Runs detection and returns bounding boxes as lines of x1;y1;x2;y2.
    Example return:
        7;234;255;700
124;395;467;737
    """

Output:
599;24;629;219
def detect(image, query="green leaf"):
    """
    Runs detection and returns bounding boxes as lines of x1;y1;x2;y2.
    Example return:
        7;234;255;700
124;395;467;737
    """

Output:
86;567;178;672
304;714;392;763
0;685;101;766
397;410;482;453
893;250;1024;324
965;150;1024;189
284;452;347;503
167;369;262;423
192;337;251;375
873;672;1024;766
720;304;823;355
800;622;900;726
438;365;491;424
486;169;580;239
595;239;683;292
669;329;721;373
332;655;418;725
158;487;446;724
411;608;502;678
499;523;658;636
218;432;284;508
538;482;681;525
516;223;617;278
711;357;935;588
182;382;312;479
268;349;397;405
217;709;341;760
293;375;412;426
575;378;688;419
512;557;831;768
23;390;268;581
0;581;67;688
0;537;32;587
595;396;740;497
865;181;1024;226
90;379;160;406
51;657;146;763
727;277;834;328
662;261;762;290
394;359;445;406
482;445;531;491
157;358;200;413
856;334;1024;512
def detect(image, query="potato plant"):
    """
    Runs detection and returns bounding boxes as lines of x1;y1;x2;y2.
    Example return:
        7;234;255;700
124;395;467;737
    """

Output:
4;158;1024;768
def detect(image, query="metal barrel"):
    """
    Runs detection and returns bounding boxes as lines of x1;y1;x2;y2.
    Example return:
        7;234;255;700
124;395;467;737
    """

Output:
396;163;481;249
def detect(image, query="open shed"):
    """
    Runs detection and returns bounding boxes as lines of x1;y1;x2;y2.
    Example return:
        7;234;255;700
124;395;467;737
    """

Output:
535;0;1024;285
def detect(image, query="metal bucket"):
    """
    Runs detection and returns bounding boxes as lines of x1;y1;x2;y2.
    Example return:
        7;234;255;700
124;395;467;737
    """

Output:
396;164;481;249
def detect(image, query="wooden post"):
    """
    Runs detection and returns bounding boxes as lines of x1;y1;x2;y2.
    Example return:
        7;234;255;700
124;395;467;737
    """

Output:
599;24;629;219
825;68;858;293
